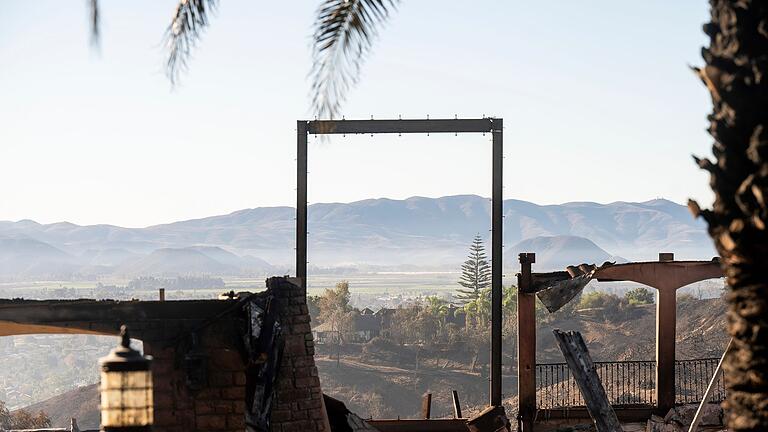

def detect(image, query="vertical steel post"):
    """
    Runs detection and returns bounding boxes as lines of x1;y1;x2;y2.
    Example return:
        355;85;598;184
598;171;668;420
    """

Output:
296;121;308;290
490;120;503;407
518;252;536;431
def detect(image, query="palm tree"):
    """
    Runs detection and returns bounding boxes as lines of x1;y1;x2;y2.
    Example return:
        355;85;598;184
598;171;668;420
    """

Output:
86;0;398;119
424;295;449;319
422;295;449;341
463;287;491;328
690;1;768;430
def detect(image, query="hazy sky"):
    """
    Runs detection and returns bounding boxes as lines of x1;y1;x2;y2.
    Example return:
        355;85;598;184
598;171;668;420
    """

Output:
0;1;713;227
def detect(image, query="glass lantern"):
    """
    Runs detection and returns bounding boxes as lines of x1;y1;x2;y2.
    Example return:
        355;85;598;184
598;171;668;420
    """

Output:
99;325;153;431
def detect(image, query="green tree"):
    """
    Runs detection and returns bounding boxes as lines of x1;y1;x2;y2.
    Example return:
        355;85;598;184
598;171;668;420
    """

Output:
424;296;448;318
318;281;356;342
307;294;322;322
578;291;625;322
463;287;491;328
691;3;768;429
456;234;491;304
502;285;518;313
625;287;655;305
501;285;518;354
423;296;449;340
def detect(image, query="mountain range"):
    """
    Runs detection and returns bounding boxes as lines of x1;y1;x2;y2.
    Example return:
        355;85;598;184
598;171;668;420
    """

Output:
0;195;716;278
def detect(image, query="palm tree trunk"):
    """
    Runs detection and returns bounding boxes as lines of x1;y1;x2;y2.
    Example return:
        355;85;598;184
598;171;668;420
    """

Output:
696;1;768;430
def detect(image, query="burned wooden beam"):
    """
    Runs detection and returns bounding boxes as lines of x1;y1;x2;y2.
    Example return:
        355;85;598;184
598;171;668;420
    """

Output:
535;272;592;313
553;330;623;432
422;393;432;419
535;263;612;313
466;405;511;432
452;390;462;419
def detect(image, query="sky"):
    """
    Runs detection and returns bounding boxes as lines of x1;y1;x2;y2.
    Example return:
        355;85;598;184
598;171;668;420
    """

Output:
0;1;714;227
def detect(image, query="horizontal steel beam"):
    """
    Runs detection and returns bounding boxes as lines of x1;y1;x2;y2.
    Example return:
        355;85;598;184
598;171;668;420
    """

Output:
306;118;500;135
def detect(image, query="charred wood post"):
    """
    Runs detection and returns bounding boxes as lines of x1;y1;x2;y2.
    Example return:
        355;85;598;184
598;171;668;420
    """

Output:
452;390;463;419
422;393;432;419
553;330;623;432
467;405;511;432
517;253;536;431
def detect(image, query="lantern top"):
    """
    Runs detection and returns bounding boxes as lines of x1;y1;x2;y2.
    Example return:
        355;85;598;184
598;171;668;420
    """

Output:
99;325;152;372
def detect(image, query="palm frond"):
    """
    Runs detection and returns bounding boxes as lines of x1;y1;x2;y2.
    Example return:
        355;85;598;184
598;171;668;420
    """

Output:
311;0;398;119
163;0;219;85
88;0;100;46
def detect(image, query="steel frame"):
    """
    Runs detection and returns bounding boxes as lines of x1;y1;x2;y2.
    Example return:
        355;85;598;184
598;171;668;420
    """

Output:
296;117;504;407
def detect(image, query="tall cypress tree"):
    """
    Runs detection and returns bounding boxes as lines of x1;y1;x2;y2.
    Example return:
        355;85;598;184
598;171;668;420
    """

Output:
456;234;491;304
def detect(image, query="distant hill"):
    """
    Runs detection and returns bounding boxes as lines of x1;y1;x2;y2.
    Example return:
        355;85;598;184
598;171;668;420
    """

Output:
115;247;241;277
80;248;139;267
19;384;99;430
0;237;78;277
0;195;716;277
504;235;626;270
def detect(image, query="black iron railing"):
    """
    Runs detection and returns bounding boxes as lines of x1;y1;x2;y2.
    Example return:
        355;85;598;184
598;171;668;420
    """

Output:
535;358;724;409
675;358;726;405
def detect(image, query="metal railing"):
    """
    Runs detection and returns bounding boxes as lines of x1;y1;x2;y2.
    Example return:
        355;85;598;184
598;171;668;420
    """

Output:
535;358;724;409
675;358;726;405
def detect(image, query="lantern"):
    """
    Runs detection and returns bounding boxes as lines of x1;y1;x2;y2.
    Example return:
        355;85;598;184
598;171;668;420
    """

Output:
99;325;153;431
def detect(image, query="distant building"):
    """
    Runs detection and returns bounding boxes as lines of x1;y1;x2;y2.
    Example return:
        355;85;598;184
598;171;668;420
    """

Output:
312;321;340;344
353;308;380;342
374;308;397;339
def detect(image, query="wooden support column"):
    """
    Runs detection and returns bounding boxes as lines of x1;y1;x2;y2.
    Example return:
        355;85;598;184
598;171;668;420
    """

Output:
656;252;676;414
656;286;677;414
517;253;536;431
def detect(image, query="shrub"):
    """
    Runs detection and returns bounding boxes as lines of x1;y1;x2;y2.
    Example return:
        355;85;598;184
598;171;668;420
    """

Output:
625;287;655;305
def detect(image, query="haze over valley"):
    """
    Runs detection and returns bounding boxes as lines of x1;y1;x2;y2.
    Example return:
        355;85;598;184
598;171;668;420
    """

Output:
0;194;714;282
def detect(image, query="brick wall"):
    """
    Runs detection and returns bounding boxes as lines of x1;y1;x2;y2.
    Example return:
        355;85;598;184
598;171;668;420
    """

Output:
143;318;247;432
268;277;330;432
136;277;329;432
